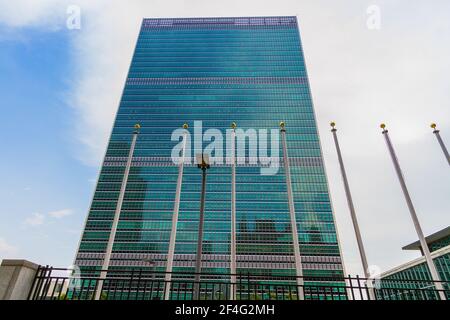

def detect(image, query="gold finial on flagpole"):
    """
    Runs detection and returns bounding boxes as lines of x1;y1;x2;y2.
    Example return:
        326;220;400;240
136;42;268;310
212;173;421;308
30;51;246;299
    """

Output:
330;121;337;132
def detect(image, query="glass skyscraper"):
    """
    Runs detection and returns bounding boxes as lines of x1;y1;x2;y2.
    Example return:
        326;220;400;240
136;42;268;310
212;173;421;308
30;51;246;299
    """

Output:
75;16;345;297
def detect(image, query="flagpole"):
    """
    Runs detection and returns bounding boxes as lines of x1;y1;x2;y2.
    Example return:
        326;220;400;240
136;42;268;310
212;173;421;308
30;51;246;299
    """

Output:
330;122;375;300
431;123;450;166
164;123;189;300
280;122;305;300
381;123;446;300
95;123;140;300
230;122;237;300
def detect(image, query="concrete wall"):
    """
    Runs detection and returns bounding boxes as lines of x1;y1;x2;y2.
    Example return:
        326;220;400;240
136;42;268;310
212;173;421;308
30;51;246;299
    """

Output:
0;260;39;300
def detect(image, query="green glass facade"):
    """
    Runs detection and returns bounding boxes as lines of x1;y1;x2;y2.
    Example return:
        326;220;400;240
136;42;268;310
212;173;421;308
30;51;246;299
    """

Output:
429;235;450;252
379;229;450;300
75;17;344;287
379;251;450;300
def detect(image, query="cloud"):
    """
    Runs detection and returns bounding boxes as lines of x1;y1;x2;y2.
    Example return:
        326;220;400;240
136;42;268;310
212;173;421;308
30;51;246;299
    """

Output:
24;212;45;226
0;238;19;258
24;209;73;226
0;0;66;29
22;208;73;230
48;209;73;219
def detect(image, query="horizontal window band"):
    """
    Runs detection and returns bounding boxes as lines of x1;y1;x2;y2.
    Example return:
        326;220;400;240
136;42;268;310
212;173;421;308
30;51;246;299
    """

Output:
126;77;307;86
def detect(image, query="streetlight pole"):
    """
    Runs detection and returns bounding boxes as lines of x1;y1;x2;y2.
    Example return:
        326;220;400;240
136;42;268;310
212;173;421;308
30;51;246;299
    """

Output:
164;123;189;300
193;153;210;300
381;123;446;300
330;122;375;300
280;122;305;300
94;123;140;300
430;123;450;166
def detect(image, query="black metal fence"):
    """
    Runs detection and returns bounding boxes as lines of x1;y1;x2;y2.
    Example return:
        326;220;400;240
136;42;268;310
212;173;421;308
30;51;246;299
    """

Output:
28;266;449;301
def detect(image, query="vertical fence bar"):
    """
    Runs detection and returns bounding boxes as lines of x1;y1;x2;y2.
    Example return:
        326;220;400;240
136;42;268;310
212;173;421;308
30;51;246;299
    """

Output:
143;275;148;300
364;283;371;300
294;278;300;300
356;275;363;300
137;268;142;300
247;272;251;300
156;280;161;300
127;269;134;300
40;266;53;300
348;275;355;300
149;277;154;300
112;278;118;300
50;277;59;300
27;265;41;300
57;278;65;300
238;272;242;300
120;276;126;300
34;265;48;300
78;279;86;300
91;279;97;300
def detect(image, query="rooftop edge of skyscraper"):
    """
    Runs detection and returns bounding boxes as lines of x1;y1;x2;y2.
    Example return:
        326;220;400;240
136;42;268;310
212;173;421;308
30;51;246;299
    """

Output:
141;16;298;27
402;226;450;251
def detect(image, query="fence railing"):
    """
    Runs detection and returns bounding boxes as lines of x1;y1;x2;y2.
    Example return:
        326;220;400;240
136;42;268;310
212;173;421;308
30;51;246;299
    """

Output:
27;266;449;301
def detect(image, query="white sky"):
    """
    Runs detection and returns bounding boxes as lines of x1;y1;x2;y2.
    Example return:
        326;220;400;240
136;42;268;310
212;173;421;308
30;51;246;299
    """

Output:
0;0;449;276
